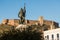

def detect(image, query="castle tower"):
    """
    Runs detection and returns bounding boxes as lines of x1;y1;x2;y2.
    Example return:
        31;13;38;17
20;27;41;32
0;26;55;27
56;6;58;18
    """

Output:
38;16;44;26
50;21;55;30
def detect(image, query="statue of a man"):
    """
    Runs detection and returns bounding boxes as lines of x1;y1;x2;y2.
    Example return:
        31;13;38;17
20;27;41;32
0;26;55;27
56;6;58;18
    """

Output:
18;5;26;24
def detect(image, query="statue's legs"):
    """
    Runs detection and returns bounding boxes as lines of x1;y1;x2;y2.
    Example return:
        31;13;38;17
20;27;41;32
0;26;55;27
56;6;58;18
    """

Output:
22;17;25;24
19;17;23;24
20;16;25;24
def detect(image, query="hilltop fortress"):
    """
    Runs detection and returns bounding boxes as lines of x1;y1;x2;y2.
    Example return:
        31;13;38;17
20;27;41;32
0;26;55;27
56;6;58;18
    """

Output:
1;4;59;31
2;16;59;30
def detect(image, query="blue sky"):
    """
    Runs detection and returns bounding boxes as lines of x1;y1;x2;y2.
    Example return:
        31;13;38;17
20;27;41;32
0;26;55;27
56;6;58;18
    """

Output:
0;0;60;25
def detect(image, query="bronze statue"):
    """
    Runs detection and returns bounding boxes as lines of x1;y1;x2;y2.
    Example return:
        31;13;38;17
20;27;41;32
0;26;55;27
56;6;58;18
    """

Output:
18;4;26;24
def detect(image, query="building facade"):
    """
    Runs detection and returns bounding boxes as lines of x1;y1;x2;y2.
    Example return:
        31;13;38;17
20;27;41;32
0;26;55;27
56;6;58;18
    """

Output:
44;28;60;40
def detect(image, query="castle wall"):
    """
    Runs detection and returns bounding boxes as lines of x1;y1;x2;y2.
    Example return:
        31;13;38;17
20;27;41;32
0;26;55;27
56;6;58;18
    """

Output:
2;17;59;29
8;19;14;26
2;19;20;26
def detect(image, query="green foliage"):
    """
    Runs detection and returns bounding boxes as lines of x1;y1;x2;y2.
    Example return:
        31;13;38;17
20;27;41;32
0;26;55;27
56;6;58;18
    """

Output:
0;24;12;30
0;24;44;40
0;28;43;40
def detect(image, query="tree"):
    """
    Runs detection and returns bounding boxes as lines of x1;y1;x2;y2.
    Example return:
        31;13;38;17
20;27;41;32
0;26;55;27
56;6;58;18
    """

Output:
0;25;44;40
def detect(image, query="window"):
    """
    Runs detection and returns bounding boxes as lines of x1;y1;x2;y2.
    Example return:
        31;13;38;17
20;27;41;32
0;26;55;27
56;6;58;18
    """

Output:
47;35;49;40
45;35;49;40
45;36;47;40
57;34;59;40
45;36;46;38
52;34;54;40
